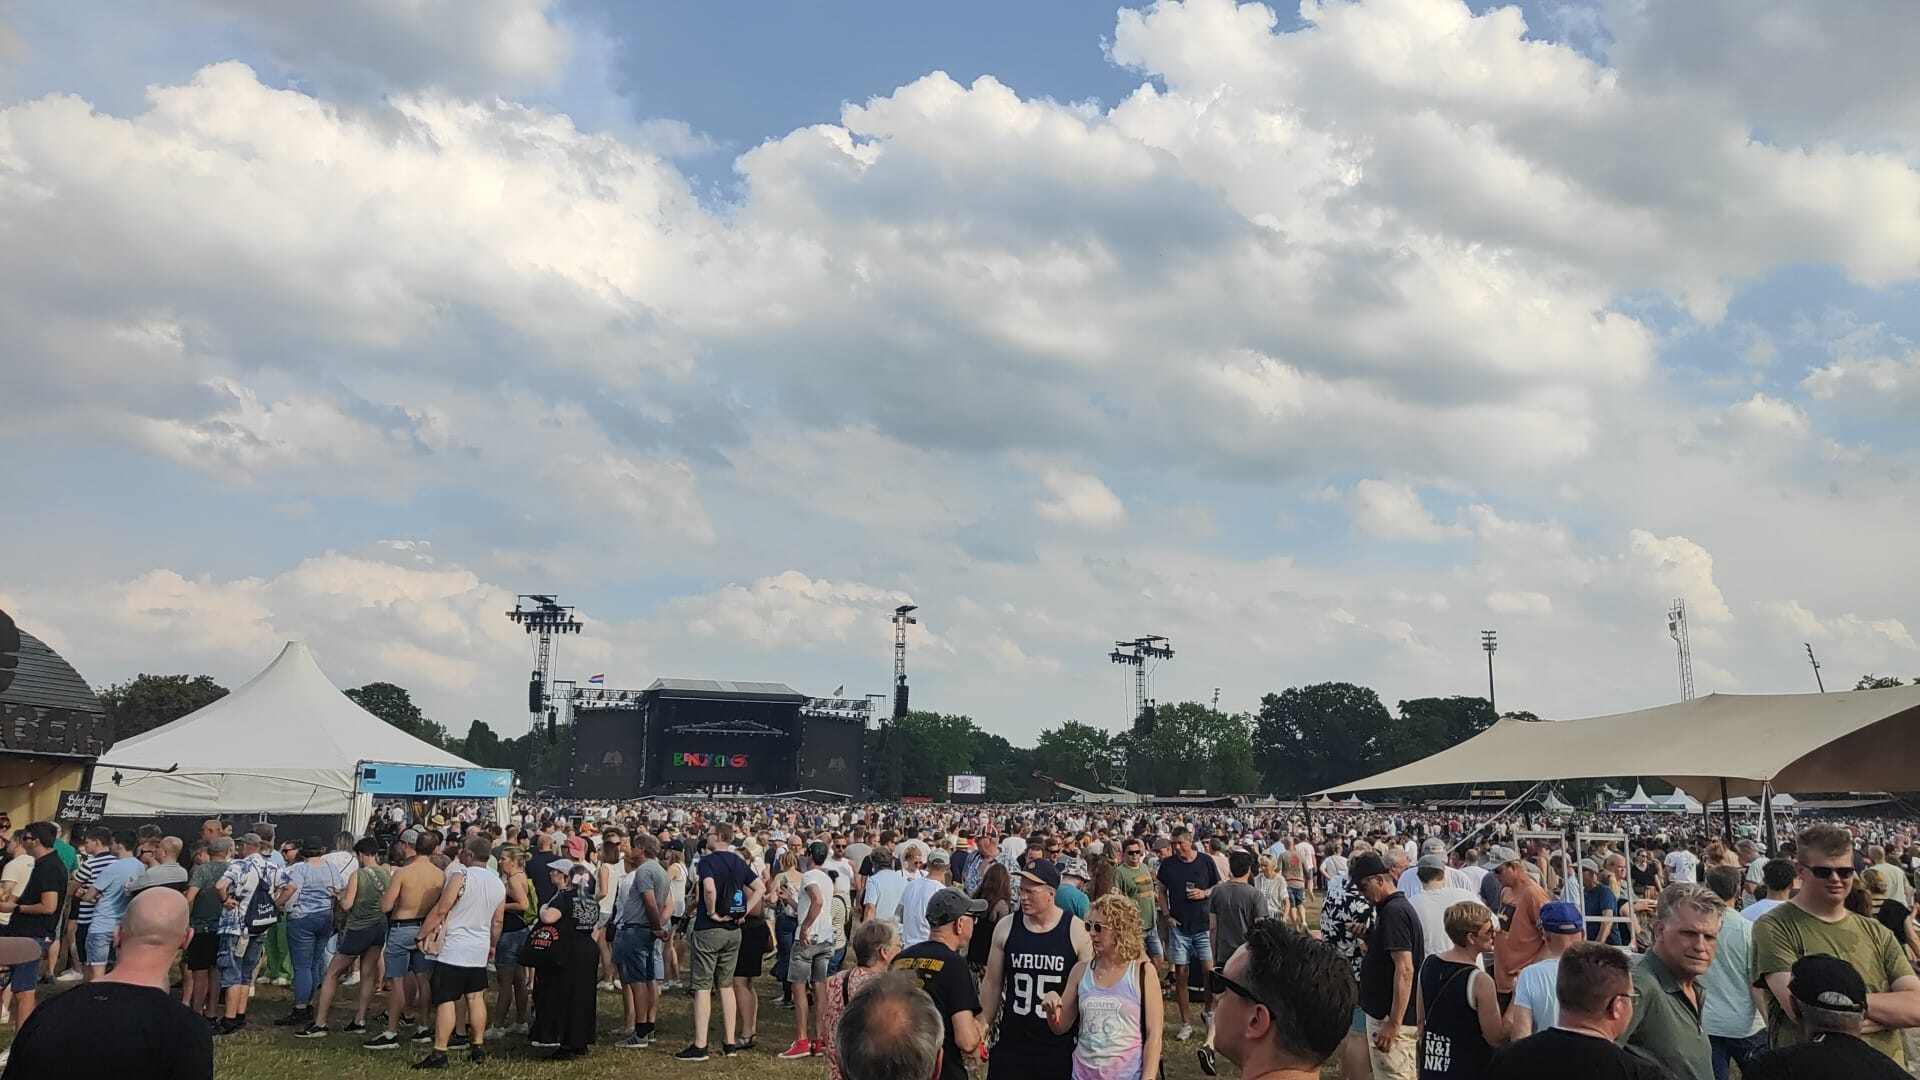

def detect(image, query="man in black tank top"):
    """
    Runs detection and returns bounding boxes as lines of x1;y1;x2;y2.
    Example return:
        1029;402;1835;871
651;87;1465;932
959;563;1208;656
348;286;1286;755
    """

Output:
979;861;1093;1080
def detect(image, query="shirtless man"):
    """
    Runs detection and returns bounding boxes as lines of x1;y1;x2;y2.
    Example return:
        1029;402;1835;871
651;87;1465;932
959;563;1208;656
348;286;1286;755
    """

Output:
363;831;445;1050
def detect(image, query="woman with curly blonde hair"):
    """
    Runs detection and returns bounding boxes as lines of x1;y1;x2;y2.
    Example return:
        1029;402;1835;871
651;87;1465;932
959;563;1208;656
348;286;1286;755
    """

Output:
1040;892;1162;1080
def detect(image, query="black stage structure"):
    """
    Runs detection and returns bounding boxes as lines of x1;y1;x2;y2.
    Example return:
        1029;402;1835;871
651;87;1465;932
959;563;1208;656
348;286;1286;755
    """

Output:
570;678;868;797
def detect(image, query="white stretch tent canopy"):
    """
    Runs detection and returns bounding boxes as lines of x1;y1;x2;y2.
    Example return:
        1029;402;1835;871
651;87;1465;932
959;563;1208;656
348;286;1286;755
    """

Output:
1540;790;1574;813
107;641;489;827
1313;686;1920;800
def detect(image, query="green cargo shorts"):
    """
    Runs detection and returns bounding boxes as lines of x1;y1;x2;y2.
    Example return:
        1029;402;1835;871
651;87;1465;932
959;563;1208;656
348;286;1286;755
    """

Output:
689;926;741;990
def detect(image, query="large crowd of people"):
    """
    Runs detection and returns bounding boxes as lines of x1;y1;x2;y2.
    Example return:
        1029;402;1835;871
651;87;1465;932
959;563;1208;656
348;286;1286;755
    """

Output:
0;797;1917;1080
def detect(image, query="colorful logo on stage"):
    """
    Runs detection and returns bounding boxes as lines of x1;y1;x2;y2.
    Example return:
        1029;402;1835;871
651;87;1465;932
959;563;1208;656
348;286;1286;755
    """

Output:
673;751;749;769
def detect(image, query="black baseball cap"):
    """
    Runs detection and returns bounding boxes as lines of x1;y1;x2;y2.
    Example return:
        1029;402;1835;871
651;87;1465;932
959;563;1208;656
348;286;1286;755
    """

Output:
1019;860;1061;889
1789;955;1868;1014
1349;851;1391;882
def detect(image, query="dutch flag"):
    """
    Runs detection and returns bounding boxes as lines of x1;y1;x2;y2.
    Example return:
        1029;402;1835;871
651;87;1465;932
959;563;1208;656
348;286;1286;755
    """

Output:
588;673;605;684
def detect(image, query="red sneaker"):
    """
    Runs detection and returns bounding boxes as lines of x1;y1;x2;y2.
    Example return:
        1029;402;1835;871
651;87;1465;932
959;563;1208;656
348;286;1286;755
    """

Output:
779;1039;812;1060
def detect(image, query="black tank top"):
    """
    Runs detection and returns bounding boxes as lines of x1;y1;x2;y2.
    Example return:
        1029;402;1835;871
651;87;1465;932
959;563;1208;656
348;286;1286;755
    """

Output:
1418;958;1494;1080
998;909;1079;1053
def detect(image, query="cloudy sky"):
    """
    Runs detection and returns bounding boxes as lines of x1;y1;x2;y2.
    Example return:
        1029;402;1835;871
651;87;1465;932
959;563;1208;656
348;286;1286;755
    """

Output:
4;0;1918;745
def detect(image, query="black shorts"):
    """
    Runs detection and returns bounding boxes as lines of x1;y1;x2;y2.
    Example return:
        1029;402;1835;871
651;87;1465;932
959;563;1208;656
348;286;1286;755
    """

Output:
337;922;387;958
735;919;770;979
430;961;489;1005
186;930;219;971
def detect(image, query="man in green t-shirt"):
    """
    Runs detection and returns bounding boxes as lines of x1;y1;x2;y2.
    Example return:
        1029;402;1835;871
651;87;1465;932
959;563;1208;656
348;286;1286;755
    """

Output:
1750;823;1920;1066
1112;837;1162;970
183;837;232;1020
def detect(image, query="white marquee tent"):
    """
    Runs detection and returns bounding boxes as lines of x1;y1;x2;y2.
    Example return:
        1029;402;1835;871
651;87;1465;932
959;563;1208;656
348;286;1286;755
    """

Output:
1313;686;1920;801
106;641;493;829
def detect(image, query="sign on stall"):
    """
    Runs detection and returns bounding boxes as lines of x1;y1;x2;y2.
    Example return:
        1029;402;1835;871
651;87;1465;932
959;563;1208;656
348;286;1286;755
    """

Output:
355;761;514;798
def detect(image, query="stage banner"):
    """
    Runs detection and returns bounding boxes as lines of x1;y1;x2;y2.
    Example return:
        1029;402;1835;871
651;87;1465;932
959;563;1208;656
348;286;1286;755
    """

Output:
355;761;514;799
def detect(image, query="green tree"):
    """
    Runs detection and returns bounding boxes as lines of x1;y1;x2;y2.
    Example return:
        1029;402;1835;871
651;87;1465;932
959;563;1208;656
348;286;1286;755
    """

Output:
460;719;506;767
344;681;450;748
1394;696;1498;761
1252;682;1394;796
1033;720;1122;790
96;673;229;742
1124;702;1258;795
1856;674;1906;690
966;730;1034;802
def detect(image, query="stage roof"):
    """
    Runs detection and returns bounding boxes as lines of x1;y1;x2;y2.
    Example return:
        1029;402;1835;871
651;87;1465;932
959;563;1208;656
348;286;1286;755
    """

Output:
1313;685;1920;801
646;678;809;702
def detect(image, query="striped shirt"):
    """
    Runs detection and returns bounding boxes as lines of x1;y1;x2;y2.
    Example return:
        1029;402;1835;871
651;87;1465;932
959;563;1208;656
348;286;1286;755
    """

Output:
73;851;115;922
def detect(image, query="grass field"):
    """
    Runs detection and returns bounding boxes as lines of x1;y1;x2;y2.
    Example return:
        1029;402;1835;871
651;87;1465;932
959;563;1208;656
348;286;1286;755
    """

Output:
1;970;1345;1079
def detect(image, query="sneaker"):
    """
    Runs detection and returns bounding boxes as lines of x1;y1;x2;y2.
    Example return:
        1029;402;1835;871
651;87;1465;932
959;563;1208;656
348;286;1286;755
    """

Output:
779;1039;812;1059
1197;1046;1218;1077
448;1032;471;1050
722;1042;740;1058
295;1023;331;1039
511;1023;530;1036
344;1021;369;1034
273;977;291;987
217;1017;246;1037
274;1008;309;1027
530;1039;560;1049
741;1035;758;1051
468;1046;488;1065
54;969;82;984
674;1044;710;1062
412;1051;449;1070
364;1032;403;1051
1177;1023;1194;1042
342;972;360;987
412;1026;435;1044
484;1026;506;1041
620;1034;650;1049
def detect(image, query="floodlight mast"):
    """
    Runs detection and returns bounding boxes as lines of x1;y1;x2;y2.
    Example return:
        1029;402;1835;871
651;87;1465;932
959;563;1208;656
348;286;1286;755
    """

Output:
1110;635;1174;733
506;594;582;770
1667;598;1695;701
1481;629;1498;714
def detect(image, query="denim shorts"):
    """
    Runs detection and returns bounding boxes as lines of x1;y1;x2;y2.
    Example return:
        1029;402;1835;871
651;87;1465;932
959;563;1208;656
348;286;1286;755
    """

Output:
787;939;834;985
495;927;529;971
1142;927;1164;958
383;920;433;977
84;929;116;966
5;935;47;992
613;925;661;984
218;933;265;989
1349;1005;1368;1035
1288;886;1306;906
1168;926;1212;967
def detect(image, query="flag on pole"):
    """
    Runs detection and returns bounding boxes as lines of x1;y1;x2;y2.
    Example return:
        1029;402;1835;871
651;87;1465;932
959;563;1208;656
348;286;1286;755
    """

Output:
588;673;605;684
831;684;844;697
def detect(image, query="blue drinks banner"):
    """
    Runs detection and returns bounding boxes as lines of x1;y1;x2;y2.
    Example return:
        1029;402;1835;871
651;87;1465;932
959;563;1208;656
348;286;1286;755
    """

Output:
356;760;514;798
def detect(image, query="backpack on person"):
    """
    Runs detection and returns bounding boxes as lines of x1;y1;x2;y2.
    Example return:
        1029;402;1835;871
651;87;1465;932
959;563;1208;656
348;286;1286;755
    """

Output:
242;861;281;933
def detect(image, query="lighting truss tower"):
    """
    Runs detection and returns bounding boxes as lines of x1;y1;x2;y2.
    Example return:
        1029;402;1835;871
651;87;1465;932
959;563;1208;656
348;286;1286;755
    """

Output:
1805;642;1826;693
1110;635;1174;733
507;594;582;750
892;605;918;720
1481;629;1499;714
1667;598;1695;701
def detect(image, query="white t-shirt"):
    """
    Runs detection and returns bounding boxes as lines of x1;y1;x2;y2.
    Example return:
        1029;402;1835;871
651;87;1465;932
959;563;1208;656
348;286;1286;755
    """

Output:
896;874;944;948
322;849;357;890
1001;837;1027;863
0;853;33;926
439;864;506;969
824;857;856;900
863;868;907;922
1741;898;1784;922
1511;956;1561;1034
1319;854;1349;886
796;868;835;945
1406;886;1487;959
1665;849;1700;884
1397;865;1477;897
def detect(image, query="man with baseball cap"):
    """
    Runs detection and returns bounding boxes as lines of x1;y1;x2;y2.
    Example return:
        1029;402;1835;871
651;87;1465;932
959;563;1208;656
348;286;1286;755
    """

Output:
1503;900;1585;1039
891;888;987;1080
981;860;1092;1080
1352;850;1421;1080
1491;848;1550;1010
1742;955;1908;1080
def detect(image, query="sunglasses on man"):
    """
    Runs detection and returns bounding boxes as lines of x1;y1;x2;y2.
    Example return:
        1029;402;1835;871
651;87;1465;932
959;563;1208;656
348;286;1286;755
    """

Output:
1802;864;1856;880
1208;970;1269;1011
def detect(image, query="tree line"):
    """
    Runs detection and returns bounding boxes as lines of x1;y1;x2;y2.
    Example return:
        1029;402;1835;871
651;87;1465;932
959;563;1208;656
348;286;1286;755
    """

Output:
96;668;1920;801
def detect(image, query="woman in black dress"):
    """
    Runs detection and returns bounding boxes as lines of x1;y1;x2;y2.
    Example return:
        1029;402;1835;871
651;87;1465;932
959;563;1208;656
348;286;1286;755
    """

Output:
531;862;604;1059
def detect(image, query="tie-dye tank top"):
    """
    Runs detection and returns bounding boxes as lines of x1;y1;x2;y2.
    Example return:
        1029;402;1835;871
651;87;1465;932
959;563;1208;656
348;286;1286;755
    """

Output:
1072;961;1144;1080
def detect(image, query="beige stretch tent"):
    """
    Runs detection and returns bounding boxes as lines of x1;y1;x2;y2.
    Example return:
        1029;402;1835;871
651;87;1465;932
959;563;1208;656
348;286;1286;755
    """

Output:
1312;684;1920;800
